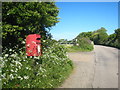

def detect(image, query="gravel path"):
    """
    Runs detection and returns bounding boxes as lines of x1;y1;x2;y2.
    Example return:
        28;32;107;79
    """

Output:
58;45;118;88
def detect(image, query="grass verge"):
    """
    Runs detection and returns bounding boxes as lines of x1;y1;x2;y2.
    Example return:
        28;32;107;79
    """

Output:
67;44;94;52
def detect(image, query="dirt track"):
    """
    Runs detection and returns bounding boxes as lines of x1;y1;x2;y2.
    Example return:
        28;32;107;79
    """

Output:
59;45;118;88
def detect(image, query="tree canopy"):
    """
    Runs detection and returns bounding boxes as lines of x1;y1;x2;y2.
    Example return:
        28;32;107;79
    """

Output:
74;27;120;49
2;2;59;49
91;27;108;44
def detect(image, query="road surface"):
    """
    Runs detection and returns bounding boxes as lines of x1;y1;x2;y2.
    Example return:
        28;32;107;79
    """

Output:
59;45;118;88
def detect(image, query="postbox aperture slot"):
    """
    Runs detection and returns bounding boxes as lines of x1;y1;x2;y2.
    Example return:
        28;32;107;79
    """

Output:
36;42;41;44
36;38;40;40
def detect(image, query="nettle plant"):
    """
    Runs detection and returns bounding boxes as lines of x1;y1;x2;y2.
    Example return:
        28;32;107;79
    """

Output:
1;42;73;88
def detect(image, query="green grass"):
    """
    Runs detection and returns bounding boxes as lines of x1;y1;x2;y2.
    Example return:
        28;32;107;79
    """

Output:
67;45;94;52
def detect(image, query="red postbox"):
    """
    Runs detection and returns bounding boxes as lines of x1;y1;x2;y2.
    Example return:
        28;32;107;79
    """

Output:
26;34;42;56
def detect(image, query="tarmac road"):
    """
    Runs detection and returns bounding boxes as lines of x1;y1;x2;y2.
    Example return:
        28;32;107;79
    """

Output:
93;45;118;88
59;45;118;88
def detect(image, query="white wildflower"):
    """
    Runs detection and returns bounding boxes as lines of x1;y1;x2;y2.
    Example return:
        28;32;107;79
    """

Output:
50;83;53;87
34;56;39;59
43;40;45;42
15;61;22;66
1;73;5;78
3;82;6;84
26;67;29;69
11;69;14;72
5;59;8;62
18;76;23;80
5;54;8;57
18;66;21;69
18;76;21;78
43;75;46;77
11;54;16;57
22;41;25;44
0;57;3;60
36;62;39;65
43;68;46;72
24;76;29;79
10;64;14;66
9;49;12;51
15;68;18;72
30;56;32;58
10;74;14;79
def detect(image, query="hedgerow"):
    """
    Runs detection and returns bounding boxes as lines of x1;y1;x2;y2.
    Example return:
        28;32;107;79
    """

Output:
1;42;73;88
67;37;94;52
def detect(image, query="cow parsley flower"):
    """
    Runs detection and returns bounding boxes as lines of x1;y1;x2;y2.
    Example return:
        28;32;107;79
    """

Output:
26;67;29;69
10;74;14;79
24;76;29;79
34;56;39;59
36;62;39;65
11;69;14;72
9;49;12;51
5;54;8;57
22;41;25;44
11;54;16;57
0;57;3;60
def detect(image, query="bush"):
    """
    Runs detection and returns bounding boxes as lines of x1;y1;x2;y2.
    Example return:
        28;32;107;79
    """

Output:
68;37;94;52
77;38;93;51
1;42;73;88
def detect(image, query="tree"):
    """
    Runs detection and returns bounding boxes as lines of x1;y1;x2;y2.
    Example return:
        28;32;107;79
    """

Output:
115;28;120;42
2;2;59;50
73;27;120;49
76;31;92;39
91;27;108;44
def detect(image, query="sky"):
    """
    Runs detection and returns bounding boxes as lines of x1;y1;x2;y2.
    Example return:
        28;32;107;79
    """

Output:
50;2;118;41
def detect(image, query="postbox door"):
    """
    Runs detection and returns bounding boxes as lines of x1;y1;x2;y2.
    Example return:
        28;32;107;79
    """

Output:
26;34;42;56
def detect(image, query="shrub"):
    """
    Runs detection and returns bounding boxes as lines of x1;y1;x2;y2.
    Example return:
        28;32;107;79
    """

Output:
68;37;94;52
77;38;93;51
1;42;73;88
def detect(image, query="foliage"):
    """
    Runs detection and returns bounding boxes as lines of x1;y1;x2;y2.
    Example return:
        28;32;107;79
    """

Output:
1;2;74;89
70;37;93;52
1;42;73;88
92;28;120;49
76;37;93;51
115;28;120;43
71;31;94;52
91;27;108;44
75;27;120;49
2;2;59;50
76;32;92;39
58;39;68;44
104;28;120;49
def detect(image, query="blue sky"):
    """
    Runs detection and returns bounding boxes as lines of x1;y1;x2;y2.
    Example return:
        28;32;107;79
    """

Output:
50;2;118;40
